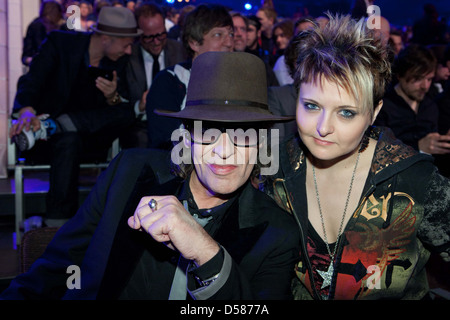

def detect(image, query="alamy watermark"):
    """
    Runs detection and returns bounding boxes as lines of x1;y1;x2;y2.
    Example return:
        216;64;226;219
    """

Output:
66;5;81;31
65;263;382;290
66;4;382;32
366;5;381;30
66;265;81;290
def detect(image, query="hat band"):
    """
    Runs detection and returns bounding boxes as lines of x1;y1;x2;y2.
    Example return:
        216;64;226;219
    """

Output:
186;99;267;109
96;23;138;34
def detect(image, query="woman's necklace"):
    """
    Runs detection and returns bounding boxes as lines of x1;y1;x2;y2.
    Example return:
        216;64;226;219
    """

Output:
311;149;361;294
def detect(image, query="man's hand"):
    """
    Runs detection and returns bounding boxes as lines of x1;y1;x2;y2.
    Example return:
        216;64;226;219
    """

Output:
9;107;40;138
96;70;118;100
418;132;450;154
138;90;149;113
128;195;220;266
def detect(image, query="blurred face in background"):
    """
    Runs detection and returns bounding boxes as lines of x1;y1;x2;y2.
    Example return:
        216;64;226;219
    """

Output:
190;26;234;58
434;64;450;82
295;21;315;34
103;35;134;61
273;27;290;50
256;10;273;36
138;14;167;56
398;71;435;102
80;2;91;19
232;15;248;52
389;34;403;55
246;23;260;50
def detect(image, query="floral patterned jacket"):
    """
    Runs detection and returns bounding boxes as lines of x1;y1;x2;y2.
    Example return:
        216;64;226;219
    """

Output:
266;126;450;300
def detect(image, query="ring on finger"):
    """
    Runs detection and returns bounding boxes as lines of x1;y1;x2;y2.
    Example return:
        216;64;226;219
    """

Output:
148;198;157;211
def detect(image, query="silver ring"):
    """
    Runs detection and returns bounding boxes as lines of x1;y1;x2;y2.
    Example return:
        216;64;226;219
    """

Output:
148;199;157;211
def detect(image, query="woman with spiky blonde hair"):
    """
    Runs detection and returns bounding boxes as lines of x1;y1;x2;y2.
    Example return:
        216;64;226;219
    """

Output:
267;14;450;300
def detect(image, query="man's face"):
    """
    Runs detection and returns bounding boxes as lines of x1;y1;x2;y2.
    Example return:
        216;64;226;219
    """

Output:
398;71;435;102
190;126;258;199
80;3;91;18
435;64;450;82
190;26;234;57
256;10;272;35
103;36;134;61
389;34;403;55
295;21;314;34
246;24;259;49
139;14;167;56
273;27;290;50
232;16;248;52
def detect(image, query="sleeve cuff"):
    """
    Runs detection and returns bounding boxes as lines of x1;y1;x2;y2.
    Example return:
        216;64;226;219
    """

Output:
188;246;232;300
134;100;147;120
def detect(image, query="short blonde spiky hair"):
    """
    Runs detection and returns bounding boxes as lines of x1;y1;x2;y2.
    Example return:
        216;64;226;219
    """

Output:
294;13;392;118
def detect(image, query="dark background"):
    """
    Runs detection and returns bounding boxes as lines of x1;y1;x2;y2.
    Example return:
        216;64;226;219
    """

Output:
162;0;450;28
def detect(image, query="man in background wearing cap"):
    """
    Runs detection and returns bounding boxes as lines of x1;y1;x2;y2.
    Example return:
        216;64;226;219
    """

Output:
145;4;234;150
1;51;299;300
9;6;140;228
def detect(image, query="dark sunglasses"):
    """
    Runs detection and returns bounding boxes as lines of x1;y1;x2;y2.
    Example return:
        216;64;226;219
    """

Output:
141;31;167;42
188;125;267;147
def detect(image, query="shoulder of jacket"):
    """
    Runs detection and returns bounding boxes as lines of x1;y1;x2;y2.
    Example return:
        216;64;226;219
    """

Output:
370;126;434;178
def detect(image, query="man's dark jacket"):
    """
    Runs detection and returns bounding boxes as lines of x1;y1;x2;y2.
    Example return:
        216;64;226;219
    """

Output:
13;30;133;123
125;39;187;104
1;149;300;300
374;88;439;151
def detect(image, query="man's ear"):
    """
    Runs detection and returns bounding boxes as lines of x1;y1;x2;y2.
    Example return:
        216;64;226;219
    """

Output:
101;34;112;45
372;100;383;125
183;130;192;149
188;39;200;55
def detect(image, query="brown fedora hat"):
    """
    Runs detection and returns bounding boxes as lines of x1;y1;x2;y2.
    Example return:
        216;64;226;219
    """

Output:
92;7;142;37
155;51;295;122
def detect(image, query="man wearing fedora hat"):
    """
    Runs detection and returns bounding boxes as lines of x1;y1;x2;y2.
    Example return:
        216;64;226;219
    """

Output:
9;6;141;227
2;51;299;300
145;4;235;150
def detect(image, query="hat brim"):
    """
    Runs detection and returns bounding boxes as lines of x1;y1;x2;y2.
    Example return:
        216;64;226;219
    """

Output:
92;28;143;37
155;105;295;122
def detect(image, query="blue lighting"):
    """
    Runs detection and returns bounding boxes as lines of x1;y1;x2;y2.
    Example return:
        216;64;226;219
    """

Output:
244;3;252;10
166;0;175;3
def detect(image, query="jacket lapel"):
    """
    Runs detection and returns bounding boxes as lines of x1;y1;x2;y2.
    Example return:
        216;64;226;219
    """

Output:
214;183;269;264
129;44;148;93
97;165;182;299
98;176;268;297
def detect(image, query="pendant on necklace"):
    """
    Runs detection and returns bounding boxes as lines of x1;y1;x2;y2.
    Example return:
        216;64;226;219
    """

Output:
317;263;334;289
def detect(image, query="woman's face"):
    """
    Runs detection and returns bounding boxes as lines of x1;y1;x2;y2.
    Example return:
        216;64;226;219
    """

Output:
190;127;258;200
296;78;379;162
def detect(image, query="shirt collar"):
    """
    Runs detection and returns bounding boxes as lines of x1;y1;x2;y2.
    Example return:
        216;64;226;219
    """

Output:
177;175;239;220
141;46;165;63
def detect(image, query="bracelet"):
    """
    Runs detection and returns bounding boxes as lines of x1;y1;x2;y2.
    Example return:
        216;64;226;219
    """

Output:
194;273;220;287
107;91;121;105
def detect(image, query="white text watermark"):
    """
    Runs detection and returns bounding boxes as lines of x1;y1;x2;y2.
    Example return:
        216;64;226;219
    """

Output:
170;121;280;175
